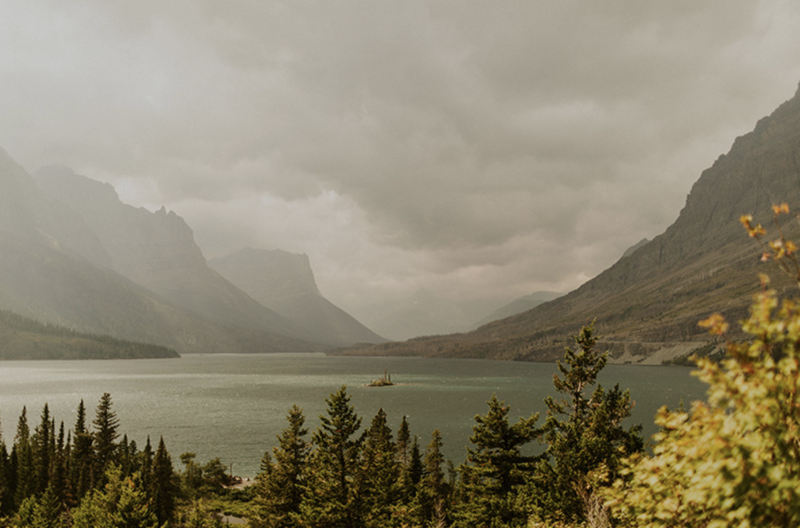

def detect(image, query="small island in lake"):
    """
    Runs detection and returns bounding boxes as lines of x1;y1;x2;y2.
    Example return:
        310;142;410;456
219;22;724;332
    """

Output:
368;369;395;387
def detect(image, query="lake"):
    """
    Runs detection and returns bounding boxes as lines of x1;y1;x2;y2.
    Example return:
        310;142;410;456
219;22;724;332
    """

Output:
0;354;706;477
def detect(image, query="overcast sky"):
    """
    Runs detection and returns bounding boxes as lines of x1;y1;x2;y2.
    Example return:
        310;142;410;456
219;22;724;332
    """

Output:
2;1;800;322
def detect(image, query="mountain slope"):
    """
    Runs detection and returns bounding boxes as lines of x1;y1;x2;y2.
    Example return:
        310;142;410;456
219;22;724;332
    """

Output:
334;82;800;363
33;166;302;340
208;248;386;346
0;148;321;354
472;291;562;328
0;309;179;360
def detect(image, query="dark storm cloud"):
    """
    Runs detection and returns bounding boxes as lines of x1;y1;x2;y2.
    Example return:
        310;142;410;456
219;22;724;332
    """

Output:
1;0;799;317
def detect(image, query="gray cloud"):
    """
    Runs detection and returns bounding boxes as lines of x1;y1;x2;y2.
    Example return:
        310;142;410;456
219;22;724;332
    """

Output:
2;0;800;322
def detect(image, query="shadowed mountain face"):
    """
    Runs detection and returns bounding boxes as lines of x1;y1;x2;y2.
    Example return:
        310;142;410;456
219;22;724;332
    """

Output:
209;248;386;346
0;151;321;354
334;82;800;363
33;166;301;340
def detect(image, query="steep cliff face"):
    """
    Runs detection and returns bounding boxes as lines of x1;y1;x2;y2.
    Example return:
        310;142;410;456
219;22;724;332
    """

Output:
33;166;300;339
335;82;800;362
209;248;386;346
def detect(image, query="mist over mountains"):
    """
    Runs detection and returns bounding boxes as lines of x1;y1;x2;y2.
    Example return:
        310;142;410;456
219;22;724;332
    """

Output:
334;82;800;363
0;154;387;354
208;248;386;346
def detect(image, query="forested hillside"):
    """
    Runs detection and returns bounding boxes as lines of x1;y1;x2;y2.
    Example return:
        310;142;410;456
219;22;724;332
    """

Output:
0;310;178;360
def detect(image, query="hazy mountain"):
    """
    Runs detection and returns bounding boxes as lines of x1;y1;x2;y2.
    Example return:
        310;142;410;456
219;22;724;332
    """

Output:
472;291;562;328
358;289;499;341
208;248;386;346
33;166;305;340
621;238;650;258
0;148;321;354
333;82;800;363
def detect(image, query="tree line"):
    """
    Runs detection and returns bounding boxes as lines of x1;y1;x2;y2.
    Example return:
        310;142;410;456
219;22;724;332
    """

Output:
250;323;643;528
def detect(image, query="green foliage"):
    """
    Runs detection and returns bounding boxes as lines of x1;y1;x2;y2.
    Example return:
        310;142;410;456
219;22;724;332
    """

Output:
93;393;120;486
300;386;364;528
71;465;159;528
356;408;398;527
252;404;310;528
152;436;177;525
527;323;643;524
453;394;539;527
607;281;800;526
417;429;450;527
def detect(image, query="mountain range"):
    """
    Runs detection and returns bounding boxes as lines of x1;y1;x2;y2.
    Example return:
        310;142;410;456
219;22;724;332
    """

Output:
333;82;800;363
0;154;386;354
208;248;385;346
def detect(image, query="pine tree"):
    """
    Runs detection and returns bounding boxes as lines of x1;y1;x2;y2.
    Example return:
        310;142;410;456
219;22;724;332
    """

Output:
529;323;643;524
71;465;159;528
92;393;120;485
139;436;153;490
70;400;94;500
418;430;449;527
32;404;53;496
357;408;398;527
151;436;176;525
454;394;539;527
13;406;35;508
253;404;311;528
49;421;70;510
301;386;363;528
0;436;11;516
396;416;411;468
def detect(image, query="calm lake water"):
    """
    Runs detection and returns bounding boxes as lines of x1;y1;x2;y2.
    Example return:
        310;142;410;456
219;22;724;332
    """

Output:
0;354;706;477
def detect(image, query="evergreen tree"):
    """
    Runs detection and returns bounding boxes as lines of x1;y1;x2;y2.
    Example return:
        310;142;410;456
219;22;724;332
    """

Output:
454;394;539;527
70;400;94;501
253;404;310;528
418;430;449;527
71;465;159;528
151;436;176;525
300;386;363;528
13;406;35;508
0;437;11;516
528;323;643;524
92;393;119;485
396;415;411;468
392;430;424;526
357;408;398;527
32;404;53;496
51;422;70;510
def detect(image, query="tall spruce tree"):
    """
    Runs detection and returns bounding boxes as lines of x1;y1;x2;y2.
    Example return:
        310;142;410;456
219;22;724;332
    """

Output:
528;323;643;524
418;430;449;527
13;406;34;508
32;404;53;496
454;394;539;527
357;408;398;527
253;404;310;528
151;436;176;525
92;393;120;486
70;400;94;500
301;386;363;528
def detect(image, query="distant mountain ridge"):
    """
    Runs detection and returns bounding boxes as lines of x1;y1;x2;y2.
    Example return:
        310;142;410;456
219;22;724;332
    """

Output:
33;166;299;340
333;82;800;363
472;291;562;328
209;248;386;347
0;150;325;354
